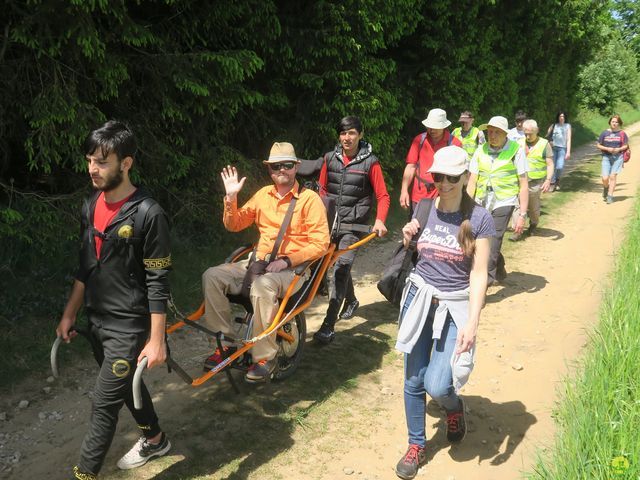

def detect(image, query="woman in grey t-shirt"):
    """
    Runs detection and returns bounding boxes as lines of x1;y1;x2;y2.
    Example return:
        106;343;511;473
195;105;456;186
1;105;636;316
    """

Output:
394;146;494;480
546;111;572;191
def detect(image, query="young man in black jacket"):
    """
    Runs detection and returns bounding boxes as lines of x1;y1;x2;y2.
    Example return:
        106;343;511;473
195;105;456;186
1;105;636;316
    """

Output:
56;121;171;479
313;116;390;344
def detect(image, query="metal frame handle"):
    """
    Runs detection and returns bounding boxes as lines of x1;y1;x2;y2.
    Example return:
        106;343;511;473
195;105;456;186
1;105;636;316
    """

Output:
133;357;148;410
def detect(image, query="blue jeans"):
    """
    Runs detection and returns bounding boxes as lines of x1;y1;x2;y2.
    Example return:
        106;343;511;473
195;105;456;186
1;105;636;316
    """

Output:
602;154;624;176
401;285;461;447
552;146;566;183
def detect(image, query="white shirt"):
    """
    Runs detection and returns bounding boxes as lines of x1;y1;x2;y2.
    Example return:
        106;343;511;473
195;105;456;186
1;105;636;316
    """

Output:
507;127;525;141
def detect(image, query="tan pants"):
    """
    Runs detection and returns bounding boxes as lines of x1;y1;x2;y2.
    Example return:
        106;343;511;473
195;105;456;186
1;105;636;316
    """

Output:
201;262;301;361
511;178;543;228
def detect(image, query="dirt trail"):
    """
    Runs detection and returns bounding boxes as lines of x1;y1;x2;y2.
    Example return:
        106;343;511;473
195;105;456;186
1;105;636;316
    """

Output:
2;125;640;480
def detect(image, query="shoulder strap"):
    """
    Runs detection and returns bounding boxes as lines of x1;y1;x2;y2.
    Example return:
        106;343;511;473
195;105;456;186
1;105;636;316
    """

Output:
408;198;434;251
416;132;427;165
447;130;453;146
133;197;155;238
269;184;303;260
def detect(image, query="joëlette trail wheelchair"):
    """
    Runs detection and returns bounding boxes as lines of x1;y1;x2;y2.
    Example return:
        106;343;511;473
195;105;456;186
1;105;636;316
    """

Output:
51;196;377;407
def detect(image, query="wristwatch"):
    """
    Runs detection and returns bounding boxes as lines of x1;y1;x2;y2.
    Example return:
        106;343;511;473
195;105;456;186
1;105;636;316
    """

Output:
518;212;527;218
280;256;292;268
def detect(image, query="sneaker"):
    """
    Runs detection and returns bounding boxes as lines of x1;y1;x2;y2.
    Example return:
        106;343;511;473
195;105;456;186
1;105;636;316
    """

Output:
607;195;614;204
395;444;426;479
446;400;467;443
339;299;360;319
117;432;171;470
245;358;276;383
603;187;608;200
313;323;335;345
203;346;237;371
72;466;96;480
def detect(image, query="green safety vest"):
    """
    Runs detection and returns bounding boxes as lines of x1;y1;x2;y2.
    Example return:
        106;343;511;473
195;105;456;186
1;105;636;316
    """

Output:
475;140;521;201
452;126;480;158
518;137;548;180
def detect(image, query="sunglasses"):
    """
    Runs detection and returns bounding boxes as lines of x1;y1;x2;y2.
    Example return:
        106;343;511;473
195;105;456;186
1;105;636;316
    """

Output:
432;173;462;184
268;161;296;171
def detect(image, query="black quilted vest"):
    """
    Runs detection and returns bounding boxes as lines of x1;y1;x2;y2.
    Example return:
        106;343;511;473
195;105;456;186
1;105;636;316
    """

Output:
325;141;378;226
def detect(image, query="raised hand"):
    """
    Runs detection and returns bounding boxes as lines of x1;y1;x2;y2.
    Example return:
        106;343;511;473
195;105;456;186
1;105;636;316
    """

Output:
221;165;246;199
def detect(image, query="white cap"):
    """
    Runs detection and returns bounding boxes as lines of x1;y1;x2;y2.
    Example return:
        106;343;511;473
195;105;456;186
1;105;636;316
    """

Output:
428;145;468;176
478;116;509;134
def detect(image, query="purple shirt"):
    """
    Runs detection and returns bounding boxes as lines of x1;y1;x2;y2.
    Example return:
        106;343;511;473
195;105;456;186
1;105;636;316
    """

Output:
414;202;495;292
598;130;627;149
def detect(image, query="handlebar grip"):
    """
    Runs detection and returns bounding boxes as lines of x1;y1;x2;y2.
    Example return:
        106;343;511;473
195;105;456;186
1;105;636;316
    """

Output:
133;357;149;410
336;224;373;234
50;337;63;378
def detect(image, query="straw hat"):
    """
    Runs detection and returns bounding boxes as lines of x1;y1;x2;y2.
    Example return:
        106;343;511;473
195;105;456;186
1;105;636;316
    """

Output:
262;142;300;164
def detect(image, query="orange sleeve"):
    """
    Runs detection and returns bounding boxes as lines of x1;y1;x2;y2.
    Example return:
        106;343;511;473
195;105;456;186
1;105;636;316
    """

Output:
223;190;259;232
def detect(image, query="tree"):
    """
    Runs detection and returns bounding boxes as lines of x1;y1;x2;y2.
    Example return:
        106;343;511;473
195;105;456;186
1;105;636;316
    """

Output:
577;30;639;114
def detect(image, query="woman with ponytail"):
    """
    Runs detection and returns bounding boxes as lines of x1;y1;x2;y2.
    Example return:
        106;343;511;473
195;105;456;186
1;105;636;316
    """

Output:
394;146;494;480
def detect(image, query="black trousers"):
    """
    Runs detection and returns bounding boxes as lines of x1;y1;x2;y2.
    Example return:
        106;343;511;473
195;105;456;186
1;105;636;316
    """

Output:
324;232;359;327
77;320;161;475
489;205;515;283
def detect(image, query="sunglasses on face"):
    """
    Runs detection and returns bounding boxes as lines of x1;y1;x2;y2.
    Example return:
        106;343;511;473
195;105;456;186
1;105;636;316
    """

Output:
268;161;296;171
432;173;462;184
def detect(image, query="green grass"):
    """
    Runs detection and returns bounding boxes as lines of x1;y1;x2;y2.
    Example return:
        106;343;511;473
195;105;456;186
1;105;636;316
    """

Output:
527;197;640;479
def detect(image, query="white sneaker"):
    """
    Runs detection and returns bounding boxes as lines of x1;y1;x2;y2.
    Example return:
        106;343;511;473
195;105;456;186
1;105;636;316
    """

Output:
116;433;171;470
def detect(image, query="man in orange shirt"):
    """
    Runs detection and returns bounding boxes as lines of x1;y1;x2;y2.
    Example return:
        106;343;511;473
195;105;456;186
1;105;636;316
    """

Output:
202;142;330;382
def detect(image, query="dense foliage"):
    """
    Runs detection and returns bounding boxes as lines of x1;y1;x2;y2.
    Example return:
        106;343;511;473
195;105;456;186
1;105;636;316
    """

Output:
0;0;632;290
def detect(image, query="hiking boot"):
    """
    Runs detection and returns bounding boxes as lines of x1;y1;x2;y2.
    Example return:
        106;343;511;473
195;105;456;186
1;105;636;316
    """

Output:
603;186;608;200
496;265;507;283
117;433;171;470
339;299;360;319
203;346;237;371
446;399;467;443
395;444;426;479
245;358;276;383
607;195;614;204
527;222;538;236
313;322;335;345
509;232;523;242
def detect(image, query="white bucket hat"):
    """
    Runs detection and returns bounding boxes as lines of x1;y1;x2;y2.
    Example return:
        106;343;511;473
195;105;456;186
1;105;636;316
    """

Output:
478;116;509;134
421;108;451;129
428;146;468;176
262;142;300;164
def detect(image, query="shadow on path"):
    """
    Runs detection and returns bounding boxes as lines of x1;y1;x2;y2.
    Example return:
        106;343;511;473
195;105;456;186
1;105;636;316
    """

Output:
487;271;548;303
132;303;394;479
423;396;537;466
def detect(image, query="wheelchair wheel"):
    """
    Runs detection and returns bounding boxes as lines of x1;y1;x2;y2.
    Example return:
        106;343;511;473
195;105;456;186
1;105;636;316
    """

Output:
273;312;306;381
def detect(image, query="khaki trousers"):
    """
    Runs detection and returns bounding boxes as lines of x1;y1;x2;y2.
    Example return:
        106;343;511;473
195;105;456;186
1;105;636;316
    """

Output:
201;262;301;361
511;178;544;228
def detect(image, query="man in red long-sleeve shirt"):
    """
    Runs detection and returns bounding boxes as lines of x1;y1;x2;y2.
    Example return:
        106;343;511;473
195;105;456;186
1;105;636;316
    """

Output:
314;116;390;344
400;108;462;212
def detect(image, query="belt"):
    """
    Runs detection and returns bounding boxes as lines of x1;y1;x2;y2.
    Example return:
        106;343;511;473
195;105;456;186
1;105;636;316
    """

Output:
431;297;439;305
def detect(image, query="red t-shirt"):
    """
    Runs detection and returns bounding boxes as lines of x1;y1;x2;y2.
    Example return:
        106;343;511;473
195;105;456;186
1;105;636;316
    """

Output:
93;191;135;258
406;131;462;202
318;153;390;222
